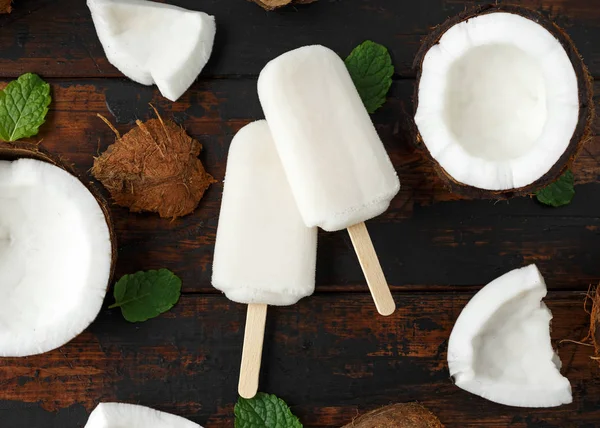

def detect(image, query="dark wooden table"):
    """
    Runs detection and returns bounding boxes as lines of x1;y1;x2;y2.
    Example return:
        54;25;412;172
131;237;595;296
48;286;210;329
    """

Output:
1;0;600;427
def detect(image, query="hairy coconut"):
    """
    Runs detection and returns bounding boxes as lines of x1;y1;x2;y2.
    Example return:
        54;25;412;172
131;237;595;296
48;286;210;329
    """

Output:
0;141;116;356
342;403;443;428
92;109;215;219
251;0;316;11
0;0;11;13
413;4;594;199
584;286;600;365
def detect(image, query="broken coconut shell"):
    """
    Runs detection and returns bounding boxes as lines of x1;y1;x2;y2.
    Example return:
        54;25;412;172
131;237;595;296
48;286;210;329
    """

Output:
341;403;443;428
92;110;215;219
0;0;12;13
413;4;594;199
0;140;117;284
251;0;316;11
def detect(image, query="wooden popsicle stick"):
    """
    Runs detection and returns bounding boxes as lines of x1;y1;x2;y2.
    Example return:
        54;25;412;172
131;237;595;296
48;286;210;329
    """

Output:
238;303;268;399
347;222;396;316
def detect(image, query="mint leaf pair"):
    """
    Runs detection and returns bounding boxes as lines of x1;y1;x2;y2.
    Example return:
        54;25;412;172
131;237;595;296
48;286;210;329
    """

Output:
345;40;394;114
0;73;51;142
110;269;182;322
235;393;302;428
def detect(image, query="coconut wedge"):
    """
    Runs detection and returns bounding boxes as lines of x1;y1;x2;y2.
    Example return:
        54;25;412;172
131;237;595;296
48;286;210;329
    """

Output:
87;0;216;102
85;403;202;428
447;264;572;407
0;143;115;357
414;5;593;198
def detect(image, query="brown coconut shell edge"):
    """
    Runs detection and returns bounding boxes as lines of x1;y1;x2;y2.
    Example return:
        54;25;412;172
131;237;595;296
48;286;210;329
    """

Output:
251;0;316;11
341;403;444;428
0;141;118;287
412;4;595;199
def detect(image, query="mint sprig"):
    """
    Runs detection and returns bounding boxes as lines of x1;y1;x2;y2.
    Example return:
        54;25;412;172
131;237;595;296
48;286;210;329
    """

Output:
345;40;394;114
0;73;51;141
109;269;182;322
536;170;575;207
235;393;302;428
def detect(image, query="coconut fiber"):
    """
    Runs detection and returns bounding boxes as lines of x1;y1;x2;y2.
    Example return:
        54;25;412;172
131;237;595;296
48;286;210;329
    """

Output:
92;110;215;219
341;403;444;428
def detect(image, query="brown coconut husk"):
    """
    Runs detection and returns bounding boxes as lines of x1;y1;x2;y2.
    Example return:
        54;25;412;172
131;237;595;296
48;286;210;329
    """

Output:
251;0;316;11
342;403;444;428
92;107;215;219
0;141;117;283
412;4;595;199
0;0;12;13
583;286;600;365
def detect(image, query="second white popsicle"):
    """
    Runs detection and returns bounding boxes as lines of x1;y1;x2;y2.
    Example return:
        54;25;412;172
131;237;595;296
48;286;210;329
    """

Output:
258;45;400;316
212;120;318;398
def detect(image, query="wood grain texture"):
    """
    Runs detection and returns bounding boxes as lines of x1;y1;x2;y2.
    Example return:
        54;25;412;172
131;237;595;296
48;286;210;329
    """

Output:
1;0;600;78
0;294;598;428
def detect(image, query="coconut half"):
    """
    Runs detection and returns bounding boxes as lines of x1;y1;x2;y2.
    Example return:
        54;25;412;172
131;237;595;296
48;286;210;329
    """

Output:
414;5;593;197
0;143;115;357
447;264;572;407
85;403;202;428
87;0;216;102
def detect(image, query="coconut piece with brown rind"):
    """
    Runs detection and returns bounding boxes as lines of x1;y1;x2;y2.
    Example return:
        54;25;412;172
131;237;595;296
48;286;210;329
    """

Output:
0;141;117;357
92;110;215;219
412;4;594;199
341;403;443;428
251;0;316;11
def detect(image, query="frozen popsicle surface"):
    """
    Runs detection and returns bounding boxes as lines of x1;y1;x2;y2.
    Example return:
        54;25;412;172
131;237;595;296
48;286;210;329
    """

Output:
212;120;317;306
258;45;400;232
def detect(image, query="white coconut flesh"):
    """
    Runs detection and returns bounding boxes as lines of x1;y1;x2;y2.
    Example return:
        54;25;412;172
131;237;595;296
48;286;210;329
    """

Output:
87;0;216;102
0;159;112;357
85;403;202;428
415;13;579;191
447;264;572;408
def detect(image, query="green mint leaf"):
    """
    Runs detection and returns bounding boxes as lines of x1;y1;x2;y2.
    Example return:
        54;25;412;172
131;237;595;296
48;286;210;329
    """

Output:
345;40;394;114
235;393;302;428
536;170;575;207
0;73;51;142
110;269;182;322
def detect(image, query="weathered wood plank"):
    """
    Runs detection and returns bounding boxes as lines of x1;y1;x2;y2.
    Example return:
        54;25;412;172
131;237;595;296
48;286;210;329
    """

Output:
1;0;600;78
0;293;597;427
6;78;597;292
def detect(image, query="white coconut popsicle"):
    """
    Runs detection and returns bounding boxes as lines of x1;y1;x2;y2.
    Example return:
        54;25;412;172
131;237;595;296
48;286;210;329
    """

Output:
258;45;400;316
212;120;317;399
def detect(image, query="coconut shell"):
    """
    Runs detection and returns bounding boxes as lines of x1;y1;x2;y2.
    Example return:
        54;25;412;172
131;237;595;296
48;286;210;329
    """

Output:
412;4;595;199
0;0;11;13
251;0;316;11
92;111;216;219
342;403;444;428
0;141;117;284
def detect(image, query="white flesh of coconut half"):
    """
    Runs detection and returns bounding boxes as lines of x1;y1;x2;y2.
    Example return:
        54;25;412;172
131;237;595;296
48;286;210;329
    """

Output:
447;264;572;407
0;159;112;357
85;403;202;428
87;0;216;102
415;12;579;191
